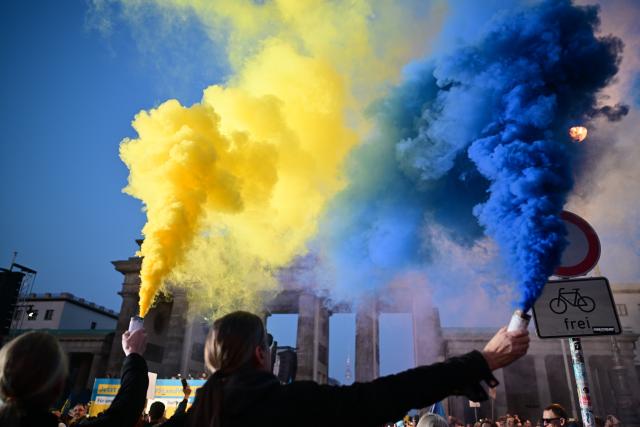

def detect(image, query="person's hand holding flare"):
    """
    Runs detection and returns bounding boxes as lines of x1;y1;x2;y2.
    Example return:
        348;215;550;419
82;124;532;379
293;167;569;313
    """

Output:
482;326;530;370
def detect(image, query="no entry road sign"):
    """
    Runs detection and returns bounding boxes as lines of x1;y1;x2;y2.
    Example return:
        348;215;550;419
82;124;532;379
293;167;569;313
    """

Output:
532;277;621;339
555;211;601;278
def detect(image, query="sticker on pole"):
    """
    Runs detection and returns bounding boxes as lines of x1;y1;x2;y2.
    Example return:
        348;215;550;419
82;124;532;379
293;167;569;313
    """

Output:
532;277;621;339
555;211;600;278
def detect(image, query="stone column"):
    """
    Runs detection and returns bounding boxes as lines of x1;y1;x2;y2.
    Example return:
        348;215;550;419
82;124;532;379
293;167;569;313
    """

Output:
296;293;329;382
412;289;443;366
534;355;551;410
87;354;103;389
492;368;509;416
610;337;640;427
356;298;379;382
316;306;330;384
180;317;196;376
107;257;142;376
87;333;113;388
162;289;188;377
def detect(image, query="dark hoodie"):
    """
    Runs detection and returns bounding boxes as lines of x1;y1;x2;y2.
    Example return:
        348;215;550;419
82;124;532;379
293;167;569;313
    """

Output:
160;350;497;427
79;353;149;427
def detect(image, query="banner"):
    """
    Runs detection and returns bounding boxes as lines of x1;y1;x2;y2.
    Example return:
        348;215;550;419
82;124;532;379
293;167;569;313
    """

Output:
89;379;120;416
149;379;205;417
89;378;206;417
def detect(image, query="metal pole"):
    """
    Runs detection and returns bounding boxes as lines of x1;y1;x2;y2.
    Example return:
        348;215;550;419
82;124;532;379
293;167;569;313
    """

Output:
491;396;495;422
9;251;17;269
568;337;594;427
560;339;578;419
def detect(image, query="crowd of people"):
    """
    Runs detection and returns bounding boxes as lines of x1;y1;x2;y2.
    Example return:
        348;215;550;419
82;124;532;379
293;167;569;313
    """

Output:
442;404;623;427
38;402;628;427
3;309;600;427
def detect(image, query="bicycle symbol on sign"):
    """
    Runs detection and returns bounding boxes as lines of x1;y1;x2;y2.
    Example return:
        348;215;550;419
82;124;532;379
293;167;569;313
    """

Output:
549;287;596;314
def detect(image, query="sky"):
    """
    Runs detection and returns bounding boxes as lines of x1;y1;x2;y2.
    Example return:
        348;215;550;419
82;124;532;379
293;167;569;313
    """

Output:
0;0;217;311
1;0;639;384
0;0;414;382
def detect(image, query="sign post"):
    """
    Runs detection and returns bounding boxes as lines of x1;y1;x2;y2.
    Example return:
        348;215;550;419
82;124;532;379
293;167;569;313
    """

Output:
533;276;621;427
533;211;612;427
568;338;594;427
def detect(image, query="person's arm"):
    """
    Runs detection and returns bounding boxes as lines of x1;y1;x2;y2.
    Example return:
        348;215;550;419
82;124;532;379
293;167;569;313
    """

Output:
80;329;149;427
173;386;191;417
285;327;529;427
153;385;192;427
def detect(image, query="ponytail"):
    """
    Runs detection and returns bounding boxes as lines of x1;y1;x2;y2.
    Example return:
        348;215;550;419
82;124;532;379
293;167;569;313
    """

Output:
186;311;267;427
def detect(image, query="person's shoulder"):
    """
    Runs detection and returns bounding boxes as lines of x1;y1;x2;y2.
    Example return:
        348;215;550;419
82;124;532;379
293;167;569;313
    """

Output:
280;379;345;402
158;412;187;427
282;380;322;390
0;404;60;427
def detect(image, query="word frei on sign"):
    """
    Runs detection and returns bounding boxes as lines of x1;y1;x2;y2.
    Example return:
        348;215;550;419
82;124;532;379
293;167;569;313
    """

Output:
563;316;592;331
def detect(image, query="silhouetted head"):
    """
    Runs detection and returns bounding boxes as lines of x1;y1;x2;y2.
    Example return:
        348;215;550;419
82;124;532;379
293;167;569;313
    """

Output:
149;401;166;421
0;331;68;409
204;311;270;374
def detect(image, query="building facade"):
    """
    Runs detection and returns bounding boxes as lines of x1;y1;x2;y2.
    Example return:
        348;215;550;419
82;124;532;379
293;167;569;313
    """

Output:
107;245;640;424
106;254;209;378
8;293;118;396
445;328;640;424
611;282;640;368
11;292;117;331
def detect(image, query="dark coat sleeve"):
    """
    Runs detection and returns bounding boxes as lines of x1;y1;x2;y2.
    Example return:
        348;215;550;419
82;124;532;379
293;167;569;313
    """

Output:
80;354;149;427
173;398;188;417
156;389;199;427
284;350;498;427
156;411;187;427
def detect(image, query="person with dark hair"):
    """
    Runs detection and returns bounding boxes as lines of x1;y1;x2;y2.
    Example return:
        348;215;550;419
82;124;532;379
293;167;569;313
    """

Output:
160;310;529;427
0;328;149;427
147;402;167;426
68;403;88;426
450;416;466;427
542;404;569;427
604;415;621;427
480;419;499;427
0;331;68;426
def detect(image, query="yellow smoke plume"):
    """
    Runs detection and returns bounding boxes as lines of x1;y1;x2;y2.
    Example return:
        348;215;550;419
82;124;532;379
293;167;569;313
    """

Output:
120;0;446;317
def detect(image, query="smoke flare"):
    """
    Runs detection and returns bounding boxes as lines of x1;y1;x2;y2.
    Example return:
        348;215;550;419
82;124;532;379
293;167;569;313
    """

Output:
318;0;624;312
119;1;446;316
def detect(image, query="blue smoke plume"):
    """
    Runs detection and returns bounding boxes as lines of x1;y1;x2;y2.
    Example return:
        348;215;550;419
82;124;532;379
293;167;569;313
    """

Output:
318;0;624;311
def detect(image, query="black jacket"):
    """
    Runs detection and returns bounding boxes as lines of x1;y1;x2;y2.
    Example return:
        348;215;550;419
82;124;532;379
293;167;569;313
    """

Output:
80;353;148;427
161;350;497;427
0;404;59;427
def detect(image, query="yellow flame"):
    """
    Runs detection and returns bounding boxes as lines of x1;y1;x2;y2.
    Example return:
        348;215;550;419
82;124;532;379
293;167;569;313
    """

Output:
569;126;588;142
120;0;447;317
